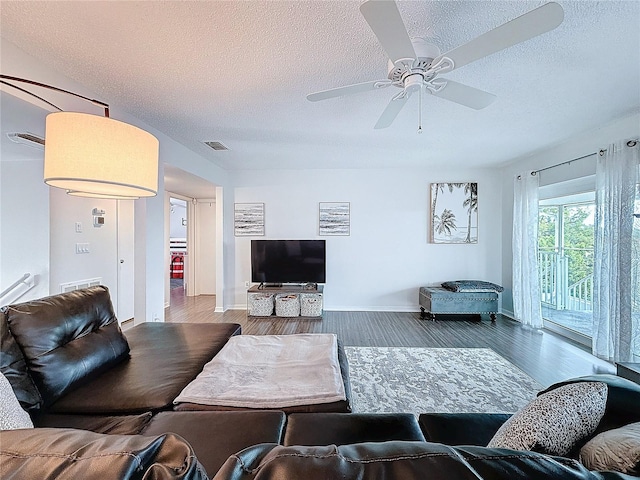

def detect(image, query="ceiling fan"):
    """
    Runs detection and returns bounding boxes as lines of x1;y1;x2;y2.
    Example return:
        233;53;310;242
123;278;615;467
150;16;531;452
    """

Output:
307;0;564;131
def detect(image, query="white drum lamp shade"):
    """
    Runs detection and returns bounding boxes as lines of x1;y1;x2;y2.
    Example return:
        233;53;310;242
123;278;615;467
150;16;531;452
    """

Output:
44;112;159;198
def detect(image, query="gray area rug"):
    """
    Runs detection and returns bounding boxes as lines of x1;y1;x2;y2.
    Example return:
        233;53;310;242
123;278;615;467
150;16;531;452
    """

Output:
345;347;542;415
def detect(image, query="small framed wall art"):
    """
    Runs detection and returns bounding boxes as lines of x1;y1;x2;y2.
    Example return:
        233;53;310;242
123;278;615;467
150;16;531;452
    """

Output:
429;182;478;244
319;202;350;236
234;203;265;236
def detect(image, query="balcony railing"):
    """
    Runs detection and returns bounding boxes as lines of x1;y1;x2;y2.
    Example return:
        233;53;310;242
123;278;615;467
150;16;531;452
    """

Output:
567;275;593;311
539;250;592;312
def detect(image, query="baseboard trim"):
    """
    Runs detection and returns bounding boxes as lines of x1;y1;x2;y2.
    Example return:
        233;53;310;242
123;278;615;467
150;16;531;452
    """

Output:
232;305;511;314
543;320;592;348
325;306;420;313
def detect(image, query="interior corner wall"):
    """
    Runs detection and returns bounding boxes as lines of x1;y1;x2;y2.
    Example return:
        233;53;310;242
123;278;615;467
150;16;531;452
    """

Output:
134;171;166;324
230;167;503;311
196;200;216;295
222;185;235;311
216;186;226;312
0;159;50;303
499;112;640;317
164;192;171;308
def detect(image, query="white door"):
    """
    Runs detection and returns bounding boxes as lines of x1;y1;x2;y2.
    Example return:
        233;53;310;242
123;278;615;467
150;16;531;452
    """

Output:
116;200;135;323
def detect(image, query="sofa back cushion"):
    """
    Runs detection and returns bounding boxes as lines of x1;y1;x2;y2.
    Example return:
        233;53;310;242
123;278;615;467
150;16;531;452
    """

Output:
3;286;130;407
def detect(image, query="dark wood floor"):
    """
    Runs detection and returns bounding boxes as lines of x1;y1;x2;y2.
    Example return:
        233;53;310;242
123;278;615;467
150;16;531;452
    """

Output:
165;290;615;388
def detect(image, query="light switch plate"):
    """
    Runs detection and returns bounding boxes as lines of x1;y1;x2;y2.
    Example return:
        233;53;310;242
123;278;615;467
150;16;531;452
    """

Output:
75;243;90;254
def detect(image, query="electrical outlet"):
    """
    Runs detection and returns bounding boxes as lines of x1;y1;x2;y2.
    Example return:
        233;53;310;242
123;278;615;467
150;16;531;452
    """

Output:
244;281;250;288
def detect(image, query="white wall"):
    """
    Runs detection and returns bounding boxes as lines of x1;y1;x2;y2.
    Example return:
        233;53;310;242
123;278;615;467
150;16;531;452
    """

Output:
231;167;503;311
49;189;118;297
499;112;640;316
196;200;216;295
0;158;50;303
169;200;187;238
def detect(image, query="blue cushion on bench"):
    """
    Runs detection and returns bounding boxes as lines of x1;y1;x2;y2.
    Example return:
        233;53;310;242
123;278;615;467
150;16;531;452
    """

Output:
442;280;504;293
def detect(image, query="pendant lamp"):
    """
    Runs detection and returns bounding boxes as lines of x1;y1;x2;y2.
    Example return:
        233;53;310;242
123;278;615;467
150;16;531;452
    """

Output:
1;75;159;198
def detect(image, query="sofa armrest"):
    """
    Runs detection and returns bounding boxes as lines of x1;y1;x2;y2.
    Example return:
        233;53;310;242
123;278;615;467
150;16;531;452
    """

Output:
418;412;512;446
0;428;208;480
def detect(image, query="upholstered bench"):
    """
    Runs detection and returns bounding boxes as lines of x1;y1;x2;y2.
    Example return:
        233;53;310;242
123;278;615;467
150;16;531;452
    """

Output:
419;286;498;321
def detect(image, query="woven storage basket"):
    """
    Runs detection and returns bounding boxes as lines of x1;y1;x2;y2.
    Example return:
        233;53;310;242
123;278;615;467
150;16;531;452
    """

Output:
300;293;323;317
248;293;274;316
275;294;300;317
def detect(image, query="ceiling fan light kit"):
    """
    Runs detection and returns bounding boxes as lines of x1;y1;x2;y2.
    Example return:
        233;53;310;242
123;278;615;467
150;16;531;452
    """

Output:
307;0;564;131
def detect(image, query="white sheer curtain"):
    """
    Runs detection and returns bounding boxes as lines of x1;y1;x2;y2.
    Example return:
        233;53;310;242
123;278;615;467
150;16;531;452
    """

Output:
593;140;639;362
512;171;543;328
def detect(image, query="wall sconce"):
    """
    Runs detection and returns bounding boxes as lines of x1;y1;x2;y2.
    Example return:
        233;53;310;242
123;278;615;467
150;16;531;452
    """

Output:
0;75;159;199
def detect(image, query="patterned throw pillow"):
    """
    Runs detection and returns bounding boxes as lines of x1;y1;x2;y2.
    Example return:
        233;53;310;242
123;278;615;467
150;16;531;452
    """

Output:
487;382;607;456
579;422;640;474
0;371;33;430
441;280;504;293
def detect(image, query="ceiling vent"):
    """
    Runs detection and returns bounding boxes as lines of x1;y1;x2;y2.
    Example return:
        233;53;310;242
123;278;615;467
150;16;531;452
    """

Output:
7;132;45;149
203;141;229;151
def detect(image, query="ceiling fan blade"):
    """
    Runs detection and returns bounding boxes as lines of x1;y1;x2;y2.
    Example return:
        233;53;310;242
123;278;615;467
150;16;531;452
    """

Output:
434;2;564;72
307;80;391;102
429;79;496;110
360;0;416;64
374;92;410;129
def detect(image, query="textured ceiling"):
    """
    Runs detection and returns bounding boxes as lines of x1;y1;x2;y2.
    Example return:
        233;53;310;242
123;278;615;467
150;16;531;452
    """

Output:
1;1;639;171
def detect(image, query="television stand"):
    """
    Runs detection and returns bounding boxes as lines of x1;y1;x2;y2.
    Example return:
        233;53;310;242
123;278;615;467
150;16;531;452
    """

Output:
247;284;324;319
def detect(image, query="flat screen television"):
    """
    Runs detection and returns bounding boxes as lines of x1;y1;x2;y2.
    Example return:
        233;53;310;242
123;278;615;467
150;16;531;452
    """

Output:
251;240;326;284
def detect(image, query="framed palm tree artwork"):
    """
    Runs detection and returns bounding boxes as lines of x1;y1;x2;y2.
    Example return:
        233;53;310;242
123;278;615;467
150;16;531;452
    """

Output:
429;182;478;244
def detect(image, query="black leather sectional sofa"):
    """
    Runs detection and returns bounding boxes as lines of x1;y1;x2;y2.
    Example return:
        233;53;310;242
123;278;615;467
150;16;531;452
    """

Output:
1;286;639;479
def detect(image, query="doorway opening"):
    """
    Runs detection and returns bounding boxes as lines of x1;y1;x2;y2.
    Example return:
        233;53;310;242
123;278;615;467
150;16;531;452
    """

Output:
164;165;222;313
538;193;595;346
169;197;187;295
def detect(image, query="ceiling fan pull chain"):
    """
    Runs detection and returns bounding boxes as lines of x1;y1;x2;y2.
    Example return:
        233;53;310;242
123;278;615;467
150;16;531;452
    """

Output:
418;86;423;134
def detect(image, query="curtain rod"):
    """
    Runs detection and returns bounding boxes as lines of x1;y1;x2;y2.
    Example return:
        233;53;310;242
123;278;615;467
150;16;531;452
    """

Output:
534;139;638;176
